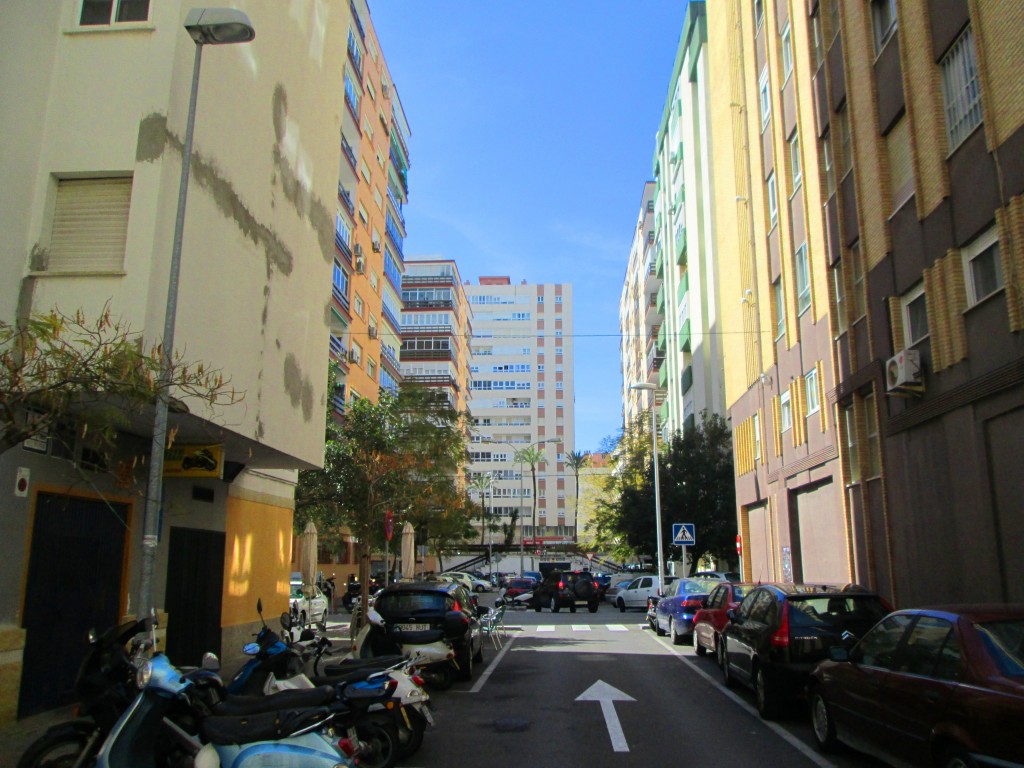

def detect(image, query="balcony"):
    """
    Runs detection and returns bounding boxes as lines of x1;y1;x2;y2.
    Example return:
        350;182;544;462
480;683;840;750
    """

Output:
402;274;456;288
645;293;660;326
338;184;355;216
681;365;693;395
332;283;350;312
346;35;363;83
341;135;358;171
385;214;404;259
335;230;352;264
657;324;667;353
403;374;459;391
403;299;454;311
380;345;400;372
675;224;687;265
656;284;666;316
645;345;664;379
399;348;455;362
679;319;691;352
381;303;401;333
402;323;454;335
350;0;365;40
655;246;665;279
658;361;669;389
386;185;405;226
329;334;346;360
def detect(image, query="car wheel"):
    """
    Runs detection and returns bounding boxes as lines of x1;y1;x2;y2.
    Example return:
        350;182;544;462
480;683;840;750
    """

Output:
670;618;685;646
655;618;666;637
569;603;577;613
693;630;707;656
588;602;599;613
550;596;560;613
318;609;328;629
809;688;838;752
617;598;626;613
455;646;473;681
472;637;484;663
299;611;307;628
755;666;779;719
940;745;976;768
474;584;485;593
720;641;734;687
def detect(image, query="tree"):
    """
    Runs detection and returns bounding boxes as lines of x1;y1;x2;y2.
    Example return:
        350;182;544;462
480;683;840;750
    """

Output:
566;450;589;544
467;473;493;545
294;377;473;621
514;446;545;545
1;305;237;458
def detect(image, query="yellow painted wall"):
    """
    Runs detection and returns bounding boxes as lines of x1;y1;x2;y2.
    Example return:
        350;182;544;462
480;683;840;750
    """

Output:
222;496;293;627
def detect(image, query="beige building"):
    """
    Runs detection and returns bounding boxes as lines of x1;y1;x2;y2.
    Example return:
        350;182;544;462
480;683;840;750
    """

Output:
465;278;576;551
0;0;349;720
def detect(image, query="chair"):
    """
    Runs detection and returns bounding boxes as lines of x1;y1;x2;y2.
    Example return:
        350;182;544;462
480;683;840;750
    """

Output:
480;604;506;649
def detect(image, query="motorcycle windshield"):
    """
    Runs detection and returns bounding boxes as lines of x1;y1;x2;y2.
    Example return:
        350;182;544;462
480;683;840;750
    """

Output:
97;689;176;768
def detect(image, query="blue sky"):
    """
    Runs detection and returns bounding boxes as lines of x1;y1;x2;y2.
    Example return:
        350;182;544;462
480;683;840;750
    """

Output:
369;1;689;452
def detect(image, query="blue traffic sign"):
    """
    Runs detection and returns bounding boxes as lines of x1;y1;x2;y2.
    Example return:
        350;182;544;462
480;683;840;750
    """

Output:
672;523;695;546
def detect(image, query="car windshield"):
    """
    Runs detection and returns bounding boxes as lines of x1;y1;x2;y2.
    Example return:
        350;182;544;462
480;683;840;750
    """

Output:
786;595;889;627
681;579;718;593
289;585;302;599
376;592;448;615
976;619;1024;678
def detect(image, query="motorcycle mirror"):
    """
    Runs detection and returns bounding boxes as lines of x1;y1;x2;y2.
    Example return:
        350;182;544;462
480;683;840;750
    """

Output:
201;652;221;671
280;612;293;630
242;642;260;656
257;598;263;616
367;608;385;627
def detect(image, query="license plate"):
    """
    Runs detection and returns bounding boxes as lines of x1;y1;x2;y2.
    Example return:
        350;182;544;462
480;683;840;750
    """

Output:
397;623;429;632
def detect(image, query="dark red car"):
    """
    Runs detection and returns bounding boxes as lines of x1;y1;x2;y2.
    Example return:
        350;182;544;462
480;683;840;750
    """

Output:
692;581;754;657
808;604;1024;767
503;578;537;600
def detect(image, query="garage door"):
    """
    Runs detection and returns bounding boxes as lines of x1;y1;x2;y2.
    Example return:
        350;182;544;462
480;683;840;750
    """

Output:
747;503;774;582
795;480;848;584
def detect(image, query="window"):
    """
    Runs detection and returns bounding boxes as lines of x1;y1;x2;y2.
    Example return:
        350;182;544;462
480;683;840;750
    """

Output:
773;278;785;340
781;22;793;80
759;68;771;129
767;172;778;227
864;394;880;477
795;243;811;315
828;0;841;42
900;616;957;678
754;0;764;29
837;105;852;177
844;404;860;482
856;614;913;669
805;368;820;415
963;226;1003;304
80;0;149;24
871;0;897;55
824;134;836;196
851;243;867;320
790;131;802;189
941;26;983;152
780;391;792;432
812;13;825;68
902;283;929;345
48;177;132;272
832;266;848;334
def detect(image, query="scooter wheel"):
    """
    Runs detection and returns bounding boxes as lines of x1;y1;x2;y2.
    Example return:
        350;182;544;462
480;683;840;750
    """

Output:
422;663;453;691
16;721;100;768
396;708;427;759
353;720;398;768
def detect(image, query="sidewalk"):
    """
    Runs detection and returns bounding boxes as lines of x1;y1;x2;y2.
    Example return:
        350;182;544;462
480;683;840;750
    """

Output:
0;704;76;766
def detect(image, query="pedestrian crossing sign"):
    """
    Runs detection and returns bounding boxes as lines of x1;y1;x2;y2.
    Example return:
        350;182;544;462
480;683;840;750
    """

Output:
672;523;695;546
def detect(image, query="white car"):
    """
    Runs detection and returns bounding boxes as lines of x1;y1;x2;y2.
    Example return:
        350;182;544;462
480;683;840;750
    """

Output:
441;571;492;593
614;575;678;611
289;582;329;627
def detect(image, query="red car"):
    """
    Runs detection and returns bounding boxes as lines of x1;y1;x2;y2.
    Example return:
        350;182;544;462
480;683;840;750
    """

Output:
503;578;538;600
691;581;754;657
809;604;1024;767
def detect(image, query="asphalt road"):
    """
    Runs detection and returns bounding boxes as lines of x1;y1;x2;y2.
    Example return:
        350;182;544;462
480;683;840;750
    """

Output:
394;595;887;768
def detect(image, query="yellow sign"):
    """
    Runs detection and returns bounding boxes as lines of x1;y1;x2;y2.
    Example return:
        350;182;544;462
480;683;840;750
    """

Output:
164;444;224;478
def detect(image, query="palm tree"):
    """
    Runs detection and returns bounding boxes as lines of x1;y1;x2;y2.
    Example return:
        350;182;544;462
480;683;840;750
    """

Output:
467;473;493;545
514;446;545;546
566;450;590;545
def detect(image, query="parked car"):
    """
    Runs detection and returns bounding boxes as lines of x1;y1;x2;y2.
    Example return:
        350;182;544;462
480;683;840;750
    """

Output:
808;604;1024;766
594;574;613;600
441;571;491;593
490;572;513;588
615;575;678;612
692;582;754;657
502;578;537;601
720;584;890;718
289;581;329;628
372;579;484;680
532;570;600;613
604;573;638;604
522;570;543;584
652;578;720;643
691;570;741;582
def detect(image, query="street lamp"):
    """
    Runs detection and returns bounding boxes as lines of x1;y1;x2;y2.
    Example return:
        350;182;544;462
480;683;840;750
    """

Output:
630;383;666;596
137;8;255;619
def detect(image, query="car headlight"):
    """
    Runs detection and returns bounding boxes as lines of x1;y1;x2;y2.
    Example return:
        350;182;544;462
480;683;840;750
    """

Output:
136;660;153;689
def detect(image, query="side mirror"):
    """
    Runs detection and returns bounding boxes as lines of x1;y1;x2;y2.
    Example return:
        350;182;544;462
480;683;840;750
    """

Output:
367;608;385;627
257;598;263;615
280;612;293;630
726;608;739;622
201;652;221;671
829;645;852;662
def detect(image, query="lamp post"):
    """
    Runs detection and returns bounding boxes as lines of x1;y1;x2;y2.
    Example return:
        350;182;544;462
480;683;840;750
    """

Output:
630;383;665;596
137;8;255;620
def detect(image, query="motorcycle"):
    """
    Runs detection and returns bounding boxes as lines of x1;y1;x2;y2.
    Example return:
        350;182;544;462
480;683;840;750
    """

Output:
95;653;359;768
346;607;459;692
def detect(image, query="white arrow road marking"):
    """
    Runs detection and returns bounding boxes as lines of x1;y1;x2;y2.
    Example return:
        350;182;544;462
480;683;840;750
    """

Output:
575;680;636;752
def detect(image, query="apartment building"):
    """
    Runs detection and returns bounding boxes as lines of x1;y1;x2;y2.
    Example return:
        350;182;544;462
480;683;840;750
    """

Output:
650;2;727;438
709;0;846;586
619;183;662;426
330;0;410;408
710;0;1024;605
0;1;348;720
465;278;576;550
401;257;474;412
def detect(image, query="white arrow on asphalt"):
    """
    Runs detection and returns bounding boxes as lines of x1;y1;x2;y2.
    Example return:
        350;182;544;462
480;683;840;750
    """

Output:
575;680;636;752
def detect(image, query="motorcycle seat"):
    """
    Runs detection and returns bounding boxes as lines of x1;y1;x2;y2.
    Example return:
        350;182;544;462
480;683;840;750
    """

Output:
212;684;336;716
201;706;331;745
320;654;405;677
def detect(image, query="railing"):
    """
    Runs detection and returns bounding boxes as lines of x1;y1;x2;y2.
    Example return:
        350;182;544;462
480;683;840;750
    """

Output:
350;0;365;39
385;214;404;259
380;345;400;371
404;374;459;390
401;324;454;335
402;274;455;287
338;184;354;215
346;36;363;83
381;303;401;333
332;392;346;414
403;299;453;310
341;136;357;171
399;348;454;361
335;230;352;264
329;334;346;359
332;283;350;312
387;185;405;226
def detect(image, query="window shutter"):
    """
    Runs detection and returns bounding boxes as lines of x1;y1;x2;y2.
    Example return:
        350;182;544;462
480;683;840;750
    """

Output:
49;178;131;272
817;362;827;433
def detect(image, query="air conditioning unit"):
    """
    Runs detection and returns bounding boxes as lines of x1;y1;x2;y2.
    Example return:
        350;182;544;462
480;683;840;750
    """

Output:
372;240;382;253
886;349;923;393
347;349;359;364
354;243;364;258
382;84;391;98
355;256;366;274
368;326;378;340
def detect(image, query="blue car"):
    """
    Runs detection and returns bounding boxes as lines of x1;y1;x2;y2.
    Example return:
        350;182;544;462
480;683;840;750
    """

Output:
652;578;719;644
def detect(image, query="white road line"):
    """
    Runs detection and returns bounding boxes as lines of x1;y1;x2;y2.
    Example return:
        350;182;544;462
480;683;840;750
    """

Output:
465;635;515;694
607;624;628;632
645;633;839;768
572;625;591;631
536;625;555;632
